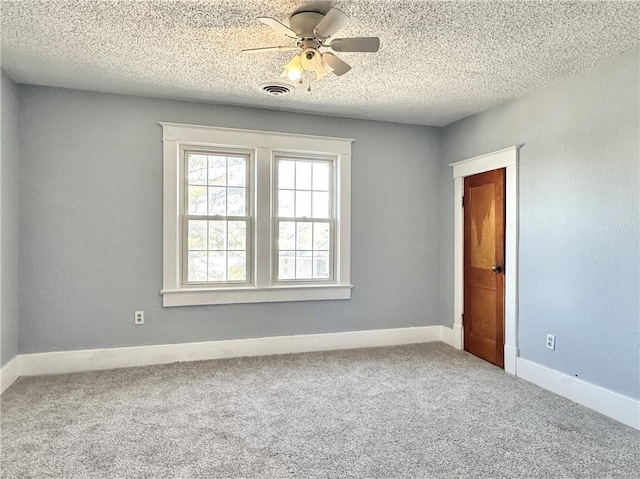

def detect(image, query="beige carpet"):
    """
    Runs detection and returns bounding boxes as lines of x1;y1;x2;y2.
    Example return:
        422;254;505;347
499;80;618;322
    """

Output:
1;343;638;478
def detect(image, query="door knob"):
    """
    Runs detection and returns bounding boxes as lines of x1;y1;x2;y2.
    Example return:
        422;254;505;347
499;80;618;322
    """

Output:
491;263;503;273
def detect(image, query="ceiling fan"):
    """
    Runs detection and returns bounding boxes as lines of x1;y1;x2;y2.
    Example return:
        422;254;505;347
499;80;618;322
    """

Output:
243;7;380;82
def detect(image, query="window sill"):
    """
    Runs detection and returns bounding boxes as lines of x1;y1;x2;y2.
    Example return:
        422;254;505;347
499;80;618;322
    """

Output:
161;284;353;307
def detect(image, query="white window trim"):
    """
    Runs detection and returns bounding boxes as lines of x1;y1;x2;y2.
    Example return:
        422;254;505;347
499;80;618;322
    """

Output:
160;122;354;307
181;146;254;287
272;154;336;284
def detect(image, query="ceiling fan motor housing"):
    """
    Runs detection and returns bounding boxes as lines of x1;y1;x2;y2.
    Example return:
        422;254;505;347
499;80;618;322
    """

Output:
290;11;325;38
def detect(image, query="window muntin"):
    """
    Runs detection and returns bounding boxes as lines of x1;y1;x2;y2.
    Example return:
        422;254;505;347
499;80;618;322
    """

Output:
274;157;334;282
182;149;251;285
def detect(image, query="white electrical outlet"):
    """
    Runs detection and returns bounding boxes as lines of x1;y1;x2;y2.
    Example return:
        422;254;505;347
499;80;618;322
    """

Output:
546;333;555;350
134;310;144;325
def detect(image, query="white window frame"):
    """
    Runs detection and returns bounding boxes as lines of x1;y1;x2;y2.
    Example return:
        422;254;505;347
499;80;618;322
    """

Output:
272;154;336;284
160;122;353;307
181;147;253;287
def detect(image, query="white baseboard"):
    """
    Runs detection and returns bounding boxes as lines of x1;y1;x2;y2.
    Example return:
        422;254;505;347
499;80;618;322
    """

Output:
438;326;456;347
15;325;446;378
441;327;519;378
504;344;518;376
0;356;20;394
517;357;639;430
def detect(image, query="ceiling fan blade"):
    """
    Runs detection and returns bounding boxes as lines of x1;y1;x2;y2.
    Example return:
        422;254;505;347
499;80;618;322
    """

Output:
321;53;351;76
258;17;298;38
313;8;350;39
329;37;380;52
242;46;298;53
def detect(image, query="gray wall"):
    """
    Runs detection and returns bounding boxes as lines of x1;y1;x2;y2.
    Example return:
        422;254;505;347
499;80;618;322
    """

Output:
440;48;640;399
9;49;639;401
1;70;20;367
17;86;442;354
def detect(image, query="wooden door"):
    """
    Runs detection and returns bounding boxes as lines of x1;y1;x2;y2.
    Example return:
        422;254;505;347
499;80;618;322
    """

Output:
463;168;505;367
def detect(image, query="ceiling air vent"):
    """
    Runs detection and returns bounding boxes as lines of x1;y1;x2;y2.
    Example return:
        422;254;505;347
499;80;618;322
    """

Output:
260;82;294;96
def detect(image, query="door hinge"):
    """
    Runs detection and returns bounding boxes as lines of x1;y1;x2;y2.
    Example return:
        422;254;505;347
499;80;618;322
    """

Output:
461;196;465;207
461;313;464;324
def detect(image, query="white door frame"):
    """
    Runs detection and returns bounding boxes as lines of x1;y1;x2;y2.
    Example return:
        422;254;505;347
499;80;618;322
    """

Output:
450;146;519;375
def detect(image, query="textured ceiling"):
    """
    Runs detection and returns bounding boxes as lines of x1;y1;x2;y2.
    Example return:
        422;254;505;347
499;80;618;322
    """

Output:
2;1;639;126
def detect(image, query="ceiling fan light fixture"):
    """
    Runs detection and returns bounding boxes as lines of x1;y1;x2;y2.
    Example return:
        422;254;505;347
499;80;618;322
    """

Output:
316;56;335;80
282;49;329;82
300;48;331;80
286;67;302;82
282;54;303;82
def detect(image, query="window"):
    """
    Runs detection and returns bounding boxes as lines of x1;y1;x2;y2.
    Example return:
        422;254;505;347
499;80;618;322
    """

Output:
275;157;333;282
160;122;353;306
184;150;251;285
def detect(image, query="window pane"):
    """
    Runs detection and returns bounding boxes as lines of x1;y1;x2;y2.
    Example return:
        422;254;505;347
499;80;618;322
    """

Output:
313;222;331;251
227;188;246;216
274;159;334;282
208;187;226;216
279;221;295;250
296;223;312;250
188;220;207;250
228;221;246;250
279;160;295;189
278;190;294;217
313;251;330;279
185;152;251;285
228;252;246;281
208;156;226;186
188;251;208;282
312;191;329;218
207;251;225;281
295;191;311;218
188;186;207;215
296;252;312;278
312;162;330;191
188;155;207;185
296;161;312;190
208;221;226;250
227;157;246;187
279;251;295;280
